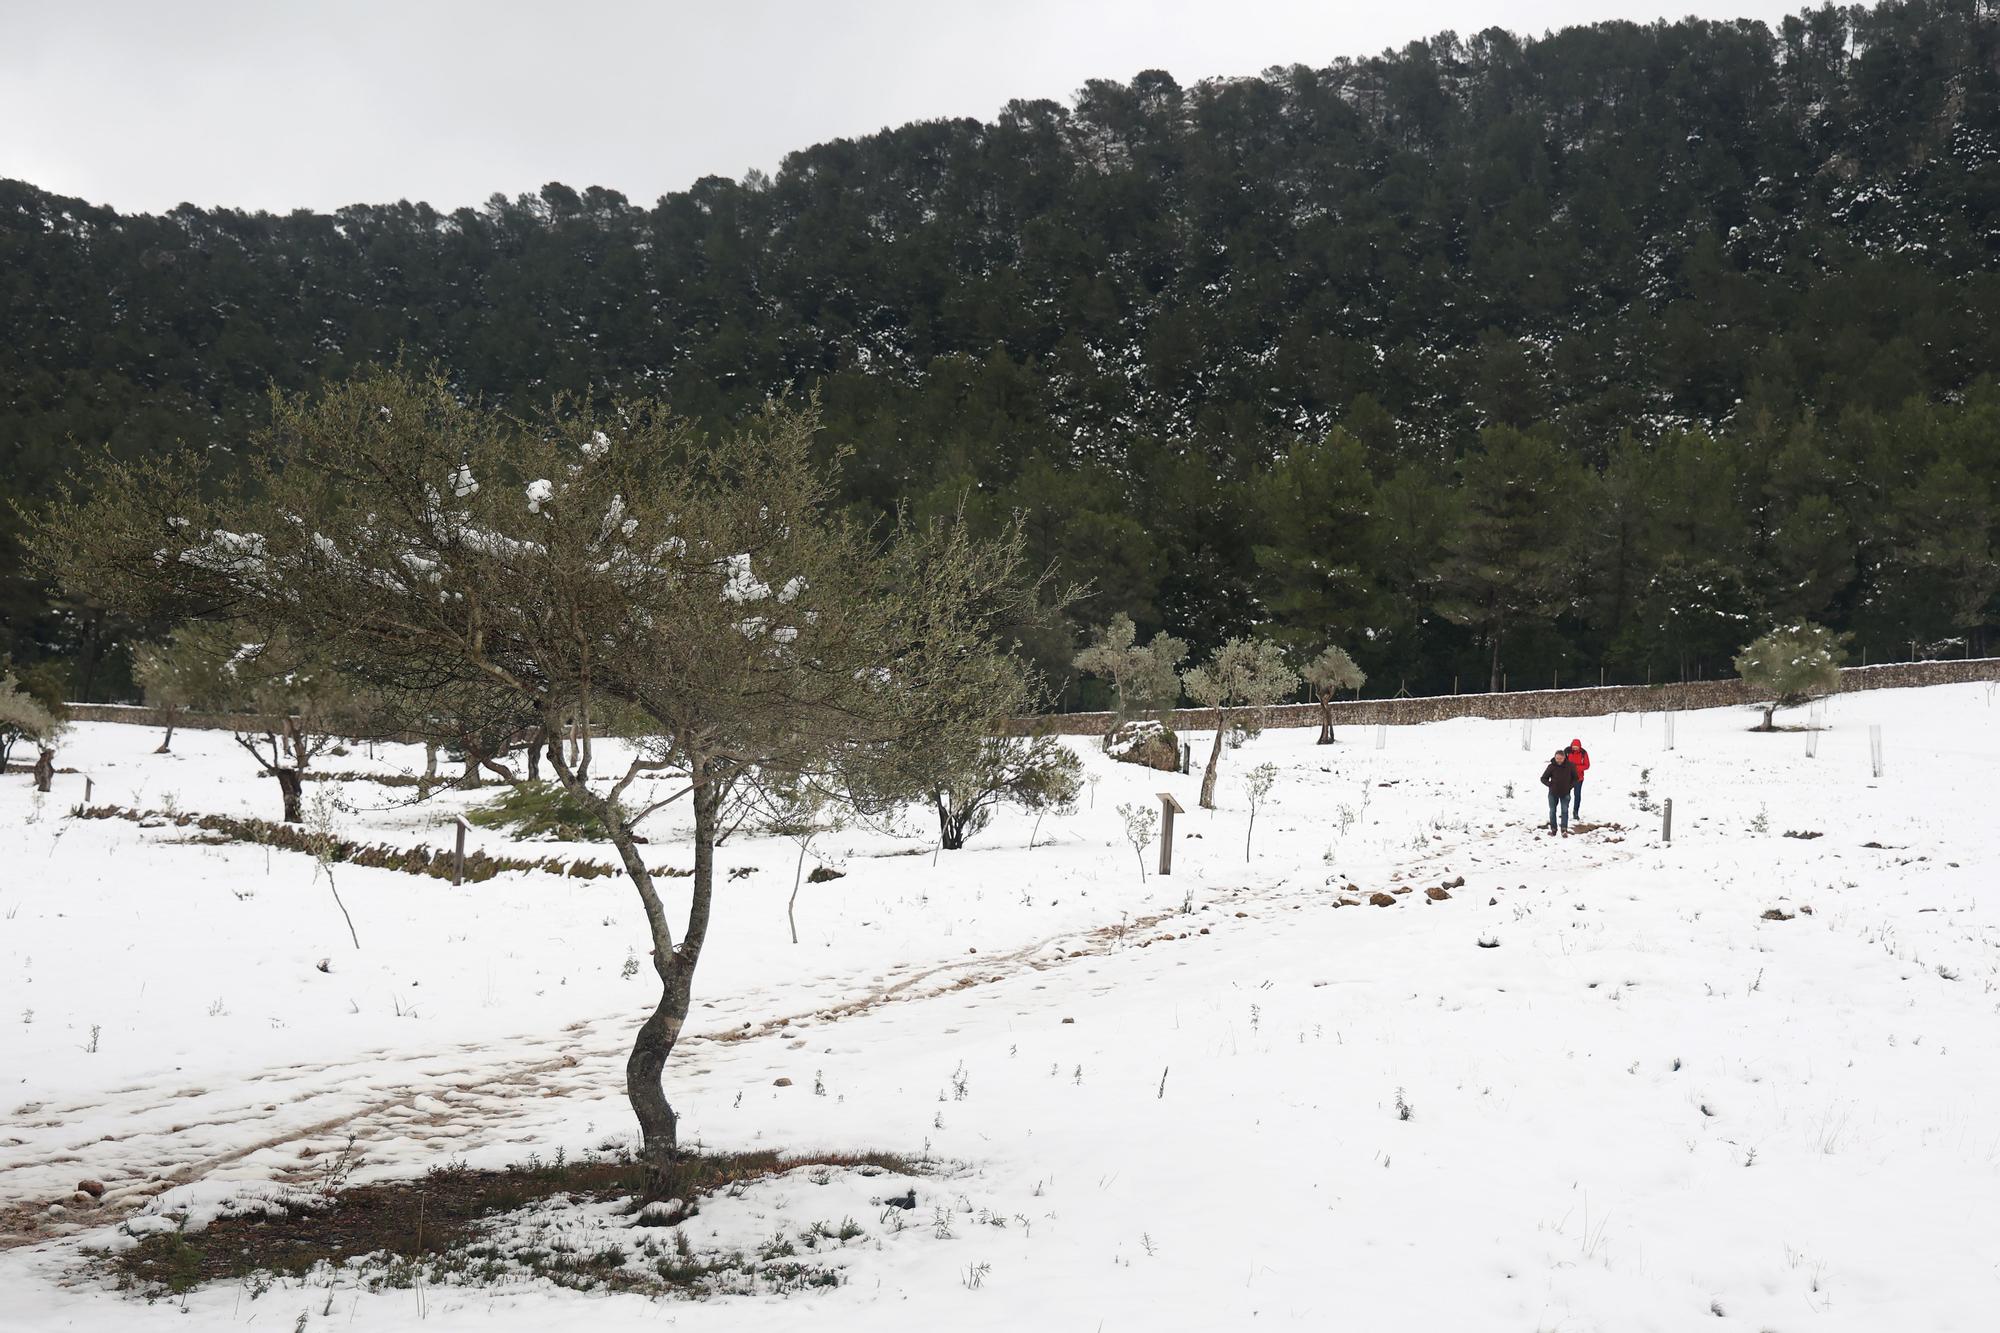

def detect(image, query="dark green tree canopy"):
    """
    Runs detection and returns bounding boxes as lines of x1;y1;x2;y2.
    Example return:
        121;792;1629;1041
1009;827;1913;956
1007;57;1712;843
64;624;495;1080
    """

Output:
8;0;2000;694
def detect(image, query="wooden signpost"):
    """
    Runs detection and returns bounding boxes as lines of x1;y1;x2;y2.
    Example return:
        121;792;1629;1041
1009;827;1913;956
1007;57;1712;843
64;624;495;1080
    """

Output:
1157;791;1185;876
453;814;470;885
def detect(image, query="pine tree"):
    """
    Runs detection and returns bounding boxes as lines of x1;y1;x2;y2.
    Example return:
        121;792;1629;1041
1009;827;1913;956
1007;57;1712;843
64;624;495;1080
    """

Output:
1734;622;1847;731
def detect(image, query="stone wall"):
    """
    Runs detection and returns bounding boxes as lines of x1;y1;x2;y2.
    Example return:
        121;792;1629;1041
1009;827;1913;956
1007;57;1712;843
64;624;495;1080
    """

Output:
1009;657;2000;737
65;657;2000;738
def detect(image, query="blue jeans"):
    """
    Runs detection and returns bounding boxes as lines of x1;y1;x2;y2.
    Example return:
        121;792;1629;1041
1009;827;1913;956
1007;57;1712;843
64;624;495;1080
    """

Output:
1568;781;1582;822
1547;790;1568;832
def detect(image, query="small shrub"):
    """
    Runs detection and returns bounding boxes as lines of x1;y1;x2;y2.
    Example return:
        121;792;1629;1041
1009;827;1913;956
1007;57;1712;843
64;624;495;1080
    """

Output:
467;782;623;842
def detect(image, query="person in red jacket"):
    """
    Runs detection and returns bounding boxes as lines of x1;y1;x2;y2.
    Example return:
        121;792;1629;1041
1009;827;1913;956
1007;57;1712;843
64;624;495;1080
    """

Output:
1540;749;1577;836
1564;738;1590;823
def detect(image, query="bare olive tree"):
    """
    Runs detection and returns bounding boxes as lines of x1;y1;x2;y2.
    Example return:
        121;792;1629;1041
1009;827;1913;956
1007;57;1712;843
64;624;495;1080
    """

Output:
32;366;1043;1166
1182;637;1299;810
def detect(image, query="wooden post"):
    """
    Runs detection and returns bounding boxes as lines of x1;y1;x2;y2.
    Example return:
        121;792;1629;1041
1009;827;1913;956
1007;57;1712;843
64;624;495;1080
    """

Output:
453;815;470;886
1662;798;1673;845
83;776;93;804
1157;792;1184;877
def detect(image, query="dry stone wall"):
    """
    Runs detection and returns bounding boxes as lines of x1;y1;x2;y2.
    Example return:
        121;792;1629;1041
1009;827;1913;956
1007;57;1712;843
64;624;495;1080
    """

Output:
64;657;2000;738
1009;658;2000;737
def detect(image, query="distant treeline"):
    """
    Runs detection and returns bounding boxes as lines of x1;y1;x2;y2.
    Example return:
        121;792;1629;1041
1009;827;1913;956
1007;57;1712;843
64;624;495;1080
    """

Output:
4;0;1998;700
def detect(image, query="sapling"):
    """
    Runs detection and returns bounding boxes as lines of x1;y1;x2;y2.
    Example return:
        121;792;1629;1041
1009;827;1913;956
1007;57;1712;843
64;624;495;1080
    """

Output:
1243;762;1278;862
755;776;847;945
1116;802;1157;881
306;787;361;949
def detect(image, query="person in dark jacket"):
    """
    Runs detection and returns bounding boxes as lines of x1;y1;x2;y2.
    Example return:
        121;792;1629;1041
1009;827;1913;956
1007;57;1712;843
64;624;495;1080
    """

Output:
1564;738;1590;822
1540;750;1577;836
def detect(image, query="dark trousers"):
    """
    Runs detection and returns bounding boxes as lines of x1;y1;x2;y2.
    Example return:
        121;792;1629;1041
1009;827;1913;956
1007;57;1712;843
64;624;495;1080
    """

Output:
1547;789;1569;832
1568;780;1582;821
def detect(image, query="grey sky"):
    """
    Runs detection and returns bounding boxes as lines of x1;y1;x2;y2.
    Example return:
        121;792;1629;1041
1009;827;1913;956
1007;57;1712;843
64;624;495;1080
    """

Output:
2;0;1814;216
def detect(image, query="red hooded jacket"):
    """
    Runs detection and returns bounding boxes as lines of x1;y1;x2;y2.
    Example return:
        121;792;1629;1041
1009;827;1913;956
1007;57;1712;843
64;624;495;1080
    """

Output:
1566;740;1590;779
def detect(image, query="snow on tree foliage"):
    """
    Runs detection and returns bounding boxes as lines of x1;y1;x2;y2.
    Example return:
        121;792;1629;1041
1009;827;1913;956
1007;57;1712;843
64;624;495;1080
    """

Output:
30;364;1063;1166
1734;622;1848;732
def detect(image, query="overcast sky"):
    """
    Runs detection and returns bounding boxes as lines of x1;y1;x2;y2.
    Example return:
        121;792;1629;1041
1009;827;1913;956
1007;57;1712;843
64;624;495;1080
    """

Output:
2;0;1814;217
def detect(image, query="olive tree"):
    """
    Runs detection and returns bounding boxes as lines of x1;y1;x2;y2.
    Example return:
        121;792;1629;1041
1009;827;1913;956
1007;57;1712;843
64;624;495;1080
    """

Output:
150;623;356;822
1182;637;1299;809
927;732;1081;850
1073;613;1187;747
1734;622;1847;731
1300;645;1366;744
0;671;66;791
32;366;1041;1166
132;628;229;753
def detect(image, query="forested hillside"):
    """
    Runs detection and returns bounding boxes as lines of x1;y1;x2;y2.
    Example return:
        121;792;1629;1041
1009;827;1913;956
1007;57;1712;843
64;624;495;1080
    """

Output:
6;0;2000;701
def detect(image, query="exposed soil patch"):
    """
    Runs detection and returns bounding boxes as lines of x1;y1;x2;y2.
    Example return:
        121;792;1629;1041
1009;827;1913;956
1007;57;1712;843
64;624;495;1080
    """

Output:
94;1147;914;1299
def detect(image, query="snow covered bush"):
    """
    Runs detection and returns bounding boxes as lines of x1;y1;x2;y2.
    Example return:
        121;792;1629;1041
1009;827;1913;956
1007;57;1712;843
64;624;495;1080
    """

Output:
1105;718;1180;771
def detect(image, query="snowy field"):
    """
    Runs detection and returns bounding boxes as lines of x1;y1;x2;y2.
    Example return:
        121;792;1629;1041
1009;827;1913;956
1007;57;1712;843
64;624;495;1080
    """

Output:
2;682;1998;1331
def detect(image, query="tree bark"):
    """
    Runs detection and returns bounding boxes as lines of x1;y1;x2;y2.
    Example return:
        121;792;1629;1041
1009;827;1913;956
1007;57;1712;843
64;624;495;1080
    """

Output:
33;747;55;794
624;779;717;1166
788;842;806;945
155;709;177;755
936;795;970;850
1759;703;1776;731
1316;696;1334;745
1199;708;1226;809
275;767;304;823
1489;633;1503;694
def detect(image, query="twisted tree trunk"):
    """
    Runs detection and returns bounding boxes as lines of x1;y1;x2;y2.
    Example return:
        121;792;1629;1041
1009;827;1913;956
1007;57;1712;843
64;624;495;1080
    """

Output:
623;780;717;1165
1199;707;1226;809
275;767;304;823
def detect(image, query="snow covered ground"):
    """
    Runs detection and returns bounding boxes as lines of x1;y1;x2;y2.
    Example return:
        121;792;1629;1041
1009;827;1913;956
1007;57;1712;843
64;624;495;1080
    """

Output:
2;682;1998;1330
